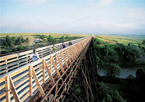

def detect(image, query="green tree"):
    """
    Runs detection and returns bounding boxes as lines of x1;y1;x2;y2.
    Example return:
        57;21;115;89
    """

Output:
103;94;113;102
60;36;64;42
97;82;110;99
17;37;22;45
21;37;25;43
26;37;29;44
65;36;69;39
107;64;121;79
142;40;145;45
112;90;127;102
6;35;12;46
47;35;55;43
127;75;134;84
11;37;16;46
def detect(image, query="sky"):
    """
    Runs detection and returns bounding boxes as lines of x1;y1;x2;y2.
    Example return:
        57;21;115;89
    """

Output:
0;0;145;35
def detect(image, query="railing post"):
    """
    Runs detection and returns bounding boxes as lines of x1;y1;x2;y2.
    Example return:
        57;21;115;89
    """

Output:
55;53;64;73
29;66;32;96
31;66;45;96
9;75;20;102
42;59;45;84
60;51;68;68
5;76;10;102
50;56;60;78
44;59;55;84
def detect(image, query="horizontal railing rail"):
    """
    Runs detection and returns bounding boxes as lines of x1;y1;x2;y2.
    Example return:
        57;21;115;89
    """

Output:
0;37;88;75
0;36;92;102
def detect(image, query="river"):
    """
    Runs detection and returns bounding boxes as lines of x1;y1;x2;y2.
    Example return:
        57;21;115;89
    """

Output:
98;65;145;78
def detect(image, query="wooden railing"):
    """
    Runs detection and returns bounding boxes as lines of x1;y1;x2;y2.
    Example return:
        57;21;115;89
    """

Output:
0;36;92;102
0;37;87;75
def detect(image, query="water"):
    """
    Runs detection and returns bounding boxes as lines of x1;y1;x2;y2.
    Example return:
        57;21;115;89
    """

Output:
98;65;145;78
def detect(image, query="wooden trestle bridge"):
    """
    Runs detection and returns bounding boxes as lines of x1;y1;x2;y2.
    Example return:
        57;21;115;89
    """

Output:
0;36;98;102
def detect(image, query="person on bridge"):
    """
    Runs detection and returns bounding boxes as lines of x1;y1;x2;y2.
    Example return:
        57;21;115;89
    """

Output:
61;42;66;49
68;40;72;46
28;49;40;63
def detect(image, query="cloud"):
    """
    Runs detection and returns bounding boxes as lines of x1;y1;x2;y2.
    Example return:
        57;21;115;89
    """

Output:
0;0;145;34
99;0;113;5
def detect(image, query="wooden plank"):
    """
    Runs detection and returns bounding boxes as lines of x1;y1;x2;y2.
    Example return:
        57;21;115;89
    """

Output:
13;72;29;82
55;53;64;73
10;66;29;77
17;82;29;92
9;75;20;102
0;92;6;100
44;60;55;84
50;56;60;78
21;92;30;102
19;87;29;98
15;77;29;88
5;76;10;102
31;66;45;96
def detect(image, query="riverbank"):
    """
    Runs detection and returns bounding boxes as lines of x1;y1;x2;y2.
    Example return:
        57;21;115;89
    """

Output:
98;64;145;78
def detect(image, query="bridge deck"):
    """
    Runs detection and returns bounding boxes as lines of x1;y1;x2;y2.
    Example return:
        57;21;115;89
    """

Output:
0;36;92;102
0;37;86;75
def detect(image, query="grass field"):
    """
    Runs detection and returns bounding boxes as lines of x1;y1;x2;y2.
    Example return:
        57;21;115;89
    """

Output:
0;33;88;37
95;35;145;45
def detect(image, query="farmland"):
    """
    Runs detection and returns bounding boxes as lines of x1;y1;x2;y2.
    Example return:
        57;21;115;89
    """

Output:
95;35;145;45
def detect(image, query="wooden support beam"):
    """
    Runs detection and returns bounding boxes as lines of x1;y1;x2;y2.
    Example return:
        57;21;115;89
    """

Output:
64;50;71;64
31;66;45;96
42;59;45;83
9;75;20;102
68;48;74;62
5;76;10;102
60;51;68;68
29;66;32;96
44;60;55;84
50;56;60;78
55;53;64;73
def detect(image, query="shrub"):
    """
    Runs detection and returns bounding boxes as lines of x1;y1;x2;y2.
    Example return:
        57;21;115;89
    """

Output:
26;37;29;44
107;64;121;79
11;37;16;46
6;35;12;46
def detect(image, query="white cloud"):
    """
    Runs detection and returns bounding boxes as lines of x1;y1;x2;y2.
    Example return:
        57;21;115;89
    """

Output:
99;0;113;5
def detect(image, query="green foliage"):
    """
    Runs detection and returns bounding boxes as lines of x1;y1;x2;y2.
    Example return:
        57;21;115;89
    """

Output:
136;68;145;79
26;37;29;44
60;36;65;42
98;82;110;98
103;94;113;102
6;35;12;46
21;37;25;43
98;82;127;102
40;35;46;39
47;35;56;43
65;36;69;39
95;38;103;44
107;64;121;79
17;45;24;50
11;37;16;46
142;40;145;45
112;90;127;102
94;38;141;65
16;37;22;45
